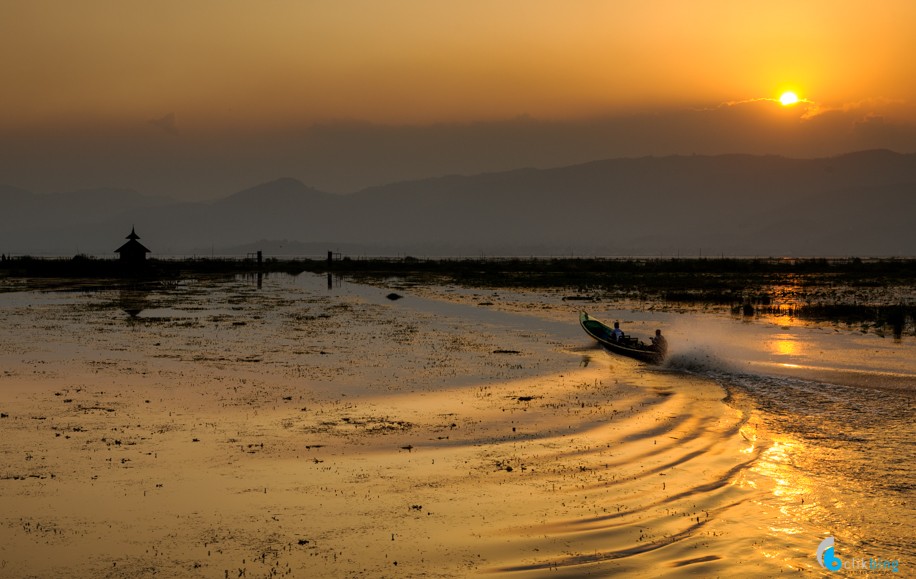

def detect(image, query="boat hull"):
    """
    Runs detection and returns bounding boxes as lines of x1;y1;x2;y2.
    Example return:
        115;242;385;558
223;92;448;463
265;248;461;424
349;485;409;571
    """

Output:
579;312;664;364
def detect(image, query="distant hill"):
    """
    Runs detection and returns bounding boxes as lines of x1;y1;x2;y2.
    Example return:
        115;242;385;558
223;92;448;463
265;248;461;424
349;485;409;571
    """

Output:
0;186;175;254
2;150;915;257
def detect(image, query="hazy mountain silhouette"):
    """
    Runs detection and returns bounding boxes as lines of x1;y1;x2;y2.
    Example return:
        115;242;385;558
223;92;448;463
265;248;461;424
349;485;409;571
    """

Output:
2;150;915;256
0;186;174;254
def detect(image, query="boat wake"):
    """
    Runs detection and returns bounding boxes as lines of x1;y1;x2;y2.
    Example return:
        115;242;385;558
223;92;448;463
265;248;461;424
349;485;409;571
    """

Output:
468;361;774;576
522;319;915;576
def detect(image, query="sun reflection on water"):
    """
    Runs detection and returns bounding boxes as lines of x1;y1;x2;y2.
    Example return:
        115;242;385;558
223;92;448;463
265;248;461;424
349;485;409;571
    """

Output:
770;334;801;358
739;423;756;456
762;439;806;496
751;437;818;538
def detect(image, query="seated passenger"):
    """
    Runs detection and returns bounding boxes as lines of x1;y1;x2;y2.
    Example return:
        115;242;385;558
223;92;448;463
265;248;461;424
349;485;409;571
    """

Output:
611;321;624;342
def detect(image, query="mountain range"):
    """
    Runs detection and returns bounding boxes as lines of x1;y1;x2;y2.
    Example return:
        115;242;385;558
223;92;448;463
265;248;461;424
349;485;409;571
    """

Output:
2;149;915;257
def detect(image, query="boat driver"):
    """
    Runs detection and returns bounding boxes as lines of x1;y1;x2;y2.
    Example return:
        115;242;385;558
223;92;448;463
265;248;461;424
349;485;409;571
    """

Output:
651;329;668;353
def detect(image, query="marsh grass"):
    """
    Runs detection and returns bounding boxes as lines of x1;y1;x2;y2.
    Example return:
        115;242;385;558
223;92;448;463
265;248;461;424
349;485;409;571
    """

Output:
3;255;915;332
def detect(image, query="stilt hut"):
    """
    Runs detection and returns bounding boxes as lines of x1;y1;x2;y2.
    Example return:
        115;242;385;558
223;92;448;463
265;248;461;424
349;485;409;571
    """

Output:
115;227;151;263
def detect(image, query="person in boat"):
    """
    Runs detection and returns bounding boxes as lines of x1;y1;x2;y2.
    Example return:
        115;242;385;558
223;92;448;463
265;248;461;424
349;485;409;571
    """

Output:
650;329;668;354
611;321;624;342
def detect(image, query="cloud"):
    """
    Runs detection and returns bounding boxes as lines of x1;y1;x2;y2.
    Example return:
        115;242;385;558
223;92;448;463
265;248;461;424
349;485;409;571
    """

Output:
2;99;915;200
149;113;178;135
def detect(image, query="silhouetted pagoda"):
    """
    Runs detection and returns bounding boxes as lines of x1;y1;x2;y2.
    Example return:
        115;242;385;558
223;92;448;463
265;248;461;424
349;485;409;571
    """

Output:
115;227;151;263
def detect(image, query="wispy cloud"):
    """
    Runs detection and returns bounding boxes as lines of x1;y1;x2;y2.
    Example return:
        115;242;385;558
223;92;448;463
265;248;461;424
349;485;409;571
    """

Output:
150;113;178;135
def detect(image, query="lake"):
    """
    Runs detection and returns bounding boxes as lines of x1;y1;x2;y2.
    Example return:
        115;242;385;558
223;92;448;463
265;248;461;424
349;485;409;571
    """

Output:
0;272;912;577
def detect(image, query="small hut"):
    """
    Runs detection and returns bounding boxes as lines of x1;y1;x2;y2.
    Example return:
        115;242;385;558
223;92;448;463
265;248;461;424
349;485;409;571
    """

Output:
115;227;151;263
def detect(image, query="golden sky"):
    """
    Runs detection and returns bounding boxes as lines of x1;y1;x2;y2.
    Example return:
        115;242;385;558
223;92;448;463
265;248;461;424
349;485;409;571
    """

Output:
5;0;916;129
2;1;916;197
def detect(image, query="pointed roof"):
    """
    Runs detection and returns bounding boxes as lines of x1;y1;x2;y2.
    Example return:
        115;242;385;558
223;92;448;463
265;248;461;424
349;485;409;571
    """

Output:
115;239;150;253
115;227;151;255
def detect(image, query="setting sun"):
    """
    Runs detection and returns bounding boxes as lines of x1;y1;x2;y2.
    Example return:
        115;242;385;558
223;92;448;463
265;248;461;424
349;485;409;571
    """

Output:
779;91;800;106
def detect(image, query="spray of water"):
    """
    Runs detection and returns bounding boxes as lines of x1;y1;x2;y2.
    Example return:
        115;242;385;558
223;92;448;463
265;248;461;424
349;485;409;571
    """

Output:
657;312;916;392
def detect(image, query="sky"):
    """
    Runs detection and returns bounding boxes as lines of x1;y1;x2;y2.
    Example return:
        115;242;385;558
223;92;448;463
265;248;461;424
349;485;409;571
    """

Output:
3;0;916;199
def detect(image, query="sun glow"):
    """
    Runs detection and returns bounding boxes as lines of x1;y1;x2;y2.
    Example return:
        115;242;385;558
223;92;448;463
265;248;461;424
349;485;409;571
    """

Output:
779;91;800;106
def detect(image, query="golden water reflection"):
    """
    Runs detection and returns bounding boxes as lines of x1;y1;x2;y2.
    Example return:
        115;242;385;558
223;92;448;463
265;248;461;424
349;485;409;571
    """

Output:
769;333;801;358
751;436;817;539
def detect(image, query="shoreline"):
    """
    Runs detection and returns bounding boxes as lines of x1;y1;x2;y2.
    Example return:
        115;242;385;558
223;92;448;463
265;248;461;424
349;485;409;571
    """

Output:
0;254;916;281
